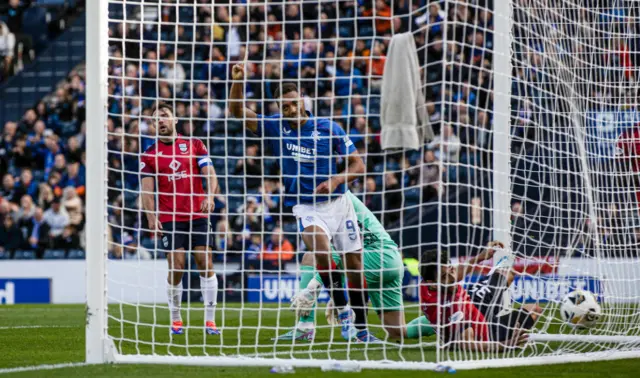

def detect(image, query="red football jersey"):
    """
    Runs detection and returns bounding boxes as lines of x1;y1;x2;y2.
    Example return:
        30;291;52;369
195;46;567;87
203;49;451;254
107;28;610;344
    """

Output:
420;283;489;343
140;136;213;223
616;128;640;203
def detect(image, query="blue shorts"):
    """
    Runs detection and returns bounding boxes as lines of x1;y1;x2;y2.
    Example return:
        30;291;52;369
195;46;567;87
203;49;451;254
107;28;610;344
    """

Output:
160;218;212;251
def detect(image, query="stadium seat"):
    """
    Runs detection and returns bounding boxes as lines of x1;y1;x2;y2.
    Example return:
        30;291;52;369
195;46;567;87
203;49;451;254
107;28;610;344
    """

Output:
43;249;67;259
67;249;85;259
13;250;36;260
0;250;11;259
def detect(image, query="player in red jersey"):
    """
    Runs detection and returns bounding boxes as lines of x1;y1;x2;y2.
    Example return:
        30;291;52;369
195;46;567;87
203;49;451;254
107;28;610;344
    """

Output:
140;103;220;336
419;241;537;351
615;127;640;205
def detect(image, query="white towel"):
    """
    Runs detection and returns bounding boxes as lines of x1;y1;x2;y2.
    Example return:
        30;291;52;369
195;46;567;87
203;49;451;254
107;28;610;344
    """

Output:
380;32;434;150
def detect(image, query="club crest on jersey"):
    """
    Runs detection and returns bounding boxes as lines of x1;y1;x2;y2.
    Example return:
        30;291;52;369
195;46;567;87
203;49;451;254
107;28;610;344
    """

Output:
311;131;320;142
169;160;181;171
179;143;188;154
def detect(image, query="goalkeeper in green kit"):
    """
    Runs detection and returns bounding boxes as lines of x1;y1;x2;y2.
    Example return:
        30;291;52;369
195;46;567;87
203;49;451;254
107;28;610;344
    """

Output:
275;191;435;342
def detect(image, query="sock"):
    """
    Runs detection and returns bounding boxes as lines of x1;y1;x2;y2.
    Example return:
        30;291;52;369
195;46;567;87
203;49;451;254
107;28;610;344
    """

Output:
318;261;348;313
167;281;183;322
347;279;368;331
406;316;436;338
200;274;218;323
298;266;316;328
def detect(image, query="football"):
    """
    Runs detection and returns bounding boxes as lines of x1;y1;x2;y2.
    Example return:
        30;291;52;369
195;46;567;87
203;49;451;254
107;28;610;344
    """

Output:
560;289;602;329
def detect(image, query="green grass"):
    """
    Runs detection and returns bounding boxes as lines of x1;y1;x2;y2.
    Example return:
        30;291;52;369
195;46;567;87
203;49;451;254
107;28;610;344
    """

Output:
0;304;639;377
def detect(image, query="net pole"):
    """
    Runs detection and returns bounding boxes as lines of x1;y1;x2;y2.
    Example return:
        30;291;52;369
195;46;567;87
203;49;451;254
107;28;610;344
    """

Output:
492;0;513;255
85;0;109;364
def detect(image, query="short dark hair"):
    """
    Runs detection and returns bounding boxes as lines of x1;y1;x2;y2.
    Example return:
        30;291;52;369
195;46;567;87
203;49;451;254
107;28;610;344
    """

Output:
153;102;174;116
420;248;450;282
273;83;298;98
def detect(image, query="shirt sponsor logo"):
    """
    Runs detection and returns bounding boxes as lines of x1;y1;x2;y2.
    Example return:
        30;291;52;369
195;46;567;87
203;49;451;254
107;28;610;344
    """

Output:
286;143;316;162
179;143;188;154
343;136;353;148
169;160;181;171
283;127;291;135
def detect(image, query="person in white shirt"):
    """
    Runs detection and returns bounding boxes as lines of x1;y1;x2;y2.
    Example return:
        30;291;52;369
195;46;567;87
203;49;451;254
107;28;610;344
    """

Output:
428;123;461;163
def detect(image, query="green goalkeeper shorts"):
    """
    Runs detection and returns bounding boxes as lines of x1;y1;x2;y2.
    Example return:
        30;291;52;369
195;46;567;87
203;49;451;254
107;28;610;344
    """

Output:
364;246;404;313
331;246;404;313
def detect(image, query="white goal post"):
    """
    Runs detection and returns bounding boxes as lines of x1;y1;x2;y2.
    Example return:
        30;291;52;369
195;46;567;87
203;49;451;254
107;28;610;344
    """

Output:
85;0;640;370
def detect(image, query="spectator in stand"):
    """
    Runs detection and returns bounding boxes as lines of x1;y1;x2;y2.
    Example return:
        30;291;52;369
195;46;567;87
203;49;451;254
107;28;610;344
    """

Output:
47;171;63;197
1;173;22;206
60;162;86;196
43;197;69;238
215;218;234;252
54;225;81;250
383;172;402;227
428;123;461;163
16;168;38;198
363;177;382;216
2;121;17;151
335;59;363;97
161;53;186;93
235;144;262;190
0;21;15;79
13;194;35;227
0;215;22;254
26;207;51;256
66;136;83;164
262;226;295;265
419;150;441;202
51;153;66;177
43;131;62;180
19;109;36;134
62;186;84;231
11;134;32;170
37;183;54;210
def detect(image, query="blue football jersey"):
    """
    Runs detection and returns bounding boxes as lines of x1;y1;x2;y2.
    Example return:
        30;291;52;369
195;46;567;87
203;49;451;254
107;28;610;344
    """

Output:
256;111;357;207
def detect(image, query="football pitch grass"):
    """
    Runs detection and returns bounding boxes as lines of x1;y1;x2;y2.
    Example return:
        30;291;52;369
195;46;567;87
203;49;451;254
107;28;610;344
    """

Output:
0;304;639;377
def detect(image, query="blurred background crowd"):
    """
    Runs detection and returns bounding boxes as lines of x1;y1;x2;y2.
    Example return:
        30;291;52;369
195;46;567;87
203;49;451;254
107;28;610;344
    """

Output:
0;0;637;262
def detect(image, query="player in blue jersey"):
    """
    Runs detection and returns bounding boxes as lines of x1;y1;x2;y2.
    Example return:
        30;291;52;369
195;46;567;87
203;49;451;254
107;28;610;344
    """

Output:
229;64;378;342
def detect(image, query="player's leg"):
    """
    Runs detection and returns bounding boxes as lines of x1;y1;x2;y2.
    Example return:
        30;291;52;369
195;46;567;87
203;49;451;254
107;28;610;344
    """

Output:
336;196;376;342
162;221;187;334
192;219;219;335
343;251;375;341
274;252;317;342
300;225;349;314
368;250;435;340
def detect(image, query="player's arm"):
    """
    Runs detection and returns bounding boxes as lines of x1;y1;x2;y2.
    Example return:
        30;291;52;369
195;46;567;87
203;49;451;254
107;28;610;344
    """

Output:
454;326;527;352
141;176;162;232
315;125;365;194
454;240;504;282
196;141;218;213
229;64;259;134
199;164;218;213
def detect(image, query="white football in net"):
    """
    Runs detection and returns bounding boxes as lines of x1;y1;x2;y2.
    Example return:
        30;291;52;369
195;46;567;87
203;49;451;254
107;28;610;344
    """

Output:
560;290;603;329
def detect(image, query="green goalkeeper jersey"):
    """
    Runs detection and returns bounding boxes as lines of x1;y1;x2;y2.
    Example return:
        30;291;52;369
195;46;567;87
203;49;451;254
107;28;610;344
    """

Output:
333;192;402;284
348;191;398;254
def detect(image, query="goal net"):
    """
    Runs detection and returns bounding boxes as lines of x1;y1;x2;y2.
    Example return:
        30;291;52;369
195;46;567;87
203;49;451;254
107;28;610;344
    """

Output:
86;0;640;370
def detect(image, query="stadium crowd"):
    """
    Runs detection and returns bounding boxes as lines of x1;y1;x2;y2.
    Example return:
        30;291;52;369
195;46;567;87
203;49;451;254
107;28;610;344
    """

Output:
0;0;636;261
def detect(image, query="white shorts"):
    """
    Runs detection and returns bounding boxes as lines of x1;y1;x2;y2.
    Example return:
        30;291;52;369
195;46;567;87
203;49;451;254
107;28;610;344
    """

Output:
292;192;363;254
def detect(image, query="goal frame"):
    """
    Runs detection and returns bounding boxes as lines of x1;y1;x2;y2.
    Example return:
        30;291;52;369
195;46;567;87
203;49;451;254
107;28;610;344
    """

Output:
84;0;640;370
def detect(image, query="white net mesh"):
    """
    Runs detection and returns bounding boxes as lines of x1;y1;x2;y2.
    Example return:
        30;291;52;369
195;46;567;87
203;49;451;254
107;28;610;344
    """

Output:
101;0;640;369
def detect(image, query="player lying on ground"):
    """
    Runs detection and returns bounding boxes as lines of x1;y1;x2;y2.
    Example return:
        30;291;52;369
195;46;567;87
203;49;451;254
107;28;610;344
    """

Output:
419;242;541;351
276;191;435;342
229;65;377;342
140;103;220;335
